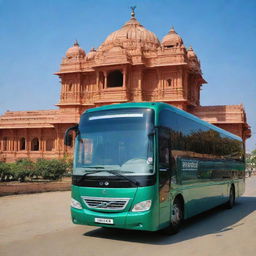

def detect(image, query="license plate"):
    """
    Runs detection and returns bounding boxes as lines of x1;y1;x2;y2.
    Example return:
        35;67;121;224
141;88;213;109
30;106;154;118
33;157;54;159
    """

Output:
95;218;114;224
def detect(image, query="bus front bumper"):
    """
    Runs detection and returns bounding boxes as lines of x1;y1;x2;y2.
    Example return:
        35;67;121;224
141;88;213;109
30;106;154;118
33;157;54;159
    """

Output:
71;207;158;231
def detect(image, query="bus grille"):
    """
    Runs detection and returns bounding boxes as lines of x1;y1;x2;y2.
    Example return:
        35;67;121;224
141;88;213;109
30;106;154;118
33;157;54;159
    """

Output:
81;196;130;210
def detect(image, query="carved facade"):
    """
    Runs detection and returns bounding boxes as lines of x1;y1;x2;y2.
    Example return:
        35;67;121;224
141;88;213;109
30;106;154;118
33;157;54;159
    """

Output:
0;12;251;162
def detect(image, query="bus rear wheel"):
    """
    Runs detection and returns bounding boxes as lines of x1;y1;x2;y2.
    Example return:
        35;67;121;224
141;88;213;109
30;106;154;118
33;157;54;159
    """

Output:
162;197;183;235
226;185;235;209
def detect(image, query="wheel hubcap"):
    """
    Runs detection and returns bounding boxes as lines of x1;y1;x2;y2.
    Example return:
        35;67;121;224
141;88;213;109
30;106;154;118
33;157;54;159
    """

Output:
171;203;181;225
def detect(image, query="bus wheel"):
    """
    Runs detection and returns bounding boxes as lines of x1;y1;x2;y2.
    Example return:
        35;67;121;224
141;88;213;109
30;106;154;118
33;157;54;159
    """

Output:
162;197;183;235
226;185;235;209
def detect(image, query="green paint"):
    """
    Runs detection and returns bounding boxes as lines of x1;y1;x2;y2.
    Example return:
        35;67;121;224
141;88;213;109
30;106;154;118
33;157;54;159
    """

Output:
70;102;245;232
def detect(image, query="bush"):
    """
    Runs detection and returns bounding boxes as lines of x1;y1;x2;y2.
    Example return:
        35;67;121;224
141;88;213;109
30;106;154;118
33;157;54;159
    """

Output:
13;159;35;182
0;158;69;182
35;159;68;180
65;158;73;177
0;162;14;181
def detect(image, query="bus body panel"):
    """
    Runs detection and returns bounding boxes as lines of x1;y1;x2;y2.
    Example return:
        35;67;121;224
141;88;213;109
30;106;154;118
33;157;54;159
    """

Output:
70;102;245;232
71;184;159;231
157;105;245;220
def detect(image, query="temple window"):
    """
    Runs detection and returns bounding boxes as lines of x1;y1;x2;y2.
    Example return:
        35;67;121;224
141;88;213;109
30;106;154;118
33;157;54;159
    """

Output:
166;79;172;87
31;138;39;151
107;70;123;87
165;45;174;48
3;137;8;151
68;84;72;91
20;137;26;150
46;139;53;151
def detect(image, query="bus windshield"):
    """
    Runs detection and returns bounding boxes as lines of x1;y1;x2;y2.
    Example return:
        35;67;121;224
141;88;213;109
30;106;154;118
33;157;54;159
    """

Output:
74;108;155;176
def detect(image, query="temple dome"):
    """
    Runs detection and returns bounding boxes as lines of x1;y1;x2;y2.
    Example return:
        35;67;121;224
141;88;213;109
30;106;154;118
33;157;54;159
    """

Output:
86;48;96;60
66;41;85;58
100;15;160;51
162;27;183;47
187;46;196;58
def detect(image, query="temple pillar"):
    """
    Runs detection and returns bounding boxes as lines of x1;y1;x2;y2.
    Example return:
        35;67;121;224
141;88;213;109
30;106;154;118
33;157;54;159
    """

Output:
137;69;142;101
74;83;77;101
96;71;100;98
9;137;12;151
14;134;18;152
10;131;14;151
55;125;61;157
17;137;20;151
13;132;17;158
103;71;107;89
156;69;161;100
0;137;3;151
123;67;127;88
26;128;30;158
183;71;188;99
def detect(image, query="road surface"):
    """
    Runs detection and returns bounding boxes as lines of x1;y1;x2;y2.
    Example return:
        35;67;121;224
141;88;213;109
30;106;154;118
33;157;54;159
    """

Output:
0;177;256;256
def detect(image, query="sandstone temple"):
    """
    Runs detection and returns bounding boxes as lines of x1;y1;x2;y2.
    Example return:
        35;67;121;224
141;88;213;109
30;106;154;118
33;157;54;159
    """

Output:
0;10;251;162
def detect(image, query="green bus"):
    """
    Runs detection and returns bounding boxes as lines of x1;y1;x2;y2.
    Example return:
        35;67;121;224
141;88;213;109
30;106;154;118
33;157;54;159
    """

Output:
65;102;245;234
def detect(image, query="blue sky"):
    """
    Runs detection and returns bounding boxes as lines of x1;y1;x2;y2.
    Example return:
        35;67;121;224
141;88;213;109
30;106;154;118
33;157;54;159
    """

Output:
0;0;255;151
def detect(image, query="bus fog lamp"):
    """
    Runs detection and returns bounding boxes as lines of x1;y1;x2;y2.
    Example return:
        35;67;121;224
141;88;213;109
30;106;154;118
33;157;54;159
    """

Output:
132;200;152;212
71;198;82;209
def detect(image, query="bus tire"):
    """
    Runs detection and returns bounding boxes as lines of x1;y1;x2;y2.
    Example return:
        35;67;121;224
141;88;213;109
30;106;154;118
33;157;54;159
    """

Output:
162;197;183;235
226;185;235;209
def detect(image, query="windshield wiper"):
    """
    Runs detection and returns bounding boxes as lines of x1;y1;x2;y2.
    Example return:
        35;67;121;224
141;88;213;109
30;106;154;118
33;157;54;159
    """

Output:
78;170;105;183
83;166;105;169
78;169;140;187
105;170;140;187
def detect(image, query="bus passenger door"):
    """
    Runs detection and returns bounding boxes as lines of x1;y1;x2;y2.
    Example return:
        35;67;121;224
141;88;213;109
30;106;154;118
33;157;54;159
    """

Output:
158;127;171;227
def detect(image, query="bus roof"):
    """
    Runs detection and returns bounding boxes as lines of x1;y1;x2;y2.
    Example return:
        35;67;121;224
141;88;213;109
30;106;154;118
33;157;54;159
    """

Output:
83;102;242;142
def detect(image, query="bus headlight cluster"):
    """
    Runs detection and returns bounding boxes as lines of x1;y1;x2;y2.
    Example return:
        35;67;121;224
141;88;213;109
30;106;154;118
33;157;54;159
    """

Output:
71;198;82;209
132;200;152;212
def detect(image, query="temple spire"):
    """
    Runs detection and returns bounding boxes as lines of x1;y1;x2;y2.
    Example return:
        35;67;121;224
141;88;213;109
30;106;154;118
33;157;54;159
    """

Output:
130;6;136;18
170;26;175;33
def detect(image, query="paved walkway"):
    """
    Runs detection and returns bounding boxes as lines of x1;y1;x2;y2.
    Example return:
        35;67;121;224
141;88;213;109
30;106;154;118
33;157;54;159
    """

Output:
0;177;256;256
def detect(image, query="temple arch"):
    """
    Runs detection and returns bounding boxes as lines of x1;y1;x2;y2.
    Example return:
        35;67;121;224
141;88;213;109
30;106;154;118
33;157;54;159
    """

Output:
20;137;26;150
31;138;39;151
166;78;172;87
46;139;54;151
3;137;8;151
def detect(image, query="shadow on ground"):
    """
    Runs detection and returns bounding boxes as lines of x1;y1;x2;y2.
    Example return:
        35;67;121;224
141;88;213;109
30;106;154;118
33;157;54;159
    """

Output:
83;196;256;245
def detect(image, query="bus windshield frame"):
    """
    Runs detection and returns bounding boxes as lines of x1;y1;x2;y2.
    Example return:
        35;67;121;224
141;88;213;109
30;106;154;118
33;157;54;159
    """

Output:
73;108;155;177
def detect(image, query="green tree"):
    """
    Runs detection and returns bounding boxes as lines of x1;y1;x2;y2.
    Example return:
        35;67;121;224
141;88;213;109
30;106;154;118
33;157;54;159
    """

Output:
246;149;256;170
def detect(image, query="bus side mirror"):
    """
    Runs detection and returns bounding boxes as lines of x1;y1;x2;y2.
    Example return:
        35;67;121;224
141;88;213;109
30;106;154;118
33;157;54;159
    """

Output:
64;124;79;146
148;127;156;137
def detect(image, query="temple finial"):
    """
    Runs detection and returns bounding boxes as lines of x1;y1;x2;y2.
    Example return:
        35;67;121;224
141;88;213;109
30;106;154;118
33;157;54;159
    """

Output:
130;6;136;18
74;40;79;46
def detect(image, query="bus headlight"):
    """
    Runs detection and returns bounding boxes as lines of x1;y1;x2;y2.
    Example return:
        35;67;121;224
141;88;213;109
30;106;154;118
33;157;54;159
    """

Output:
71;198;82;209
132;200;152;212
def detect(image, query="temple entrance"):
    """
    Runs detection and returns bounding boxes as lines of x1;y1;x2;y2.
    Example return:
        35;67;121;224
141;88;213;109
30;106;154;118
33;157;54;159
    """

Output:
107;70;123;87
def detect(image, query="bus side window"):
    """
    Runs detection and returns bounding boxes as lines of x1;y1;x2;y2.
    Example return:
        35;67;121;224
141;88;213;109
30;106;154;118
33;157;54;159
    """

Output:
158;127;170;168
158;127;171;190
